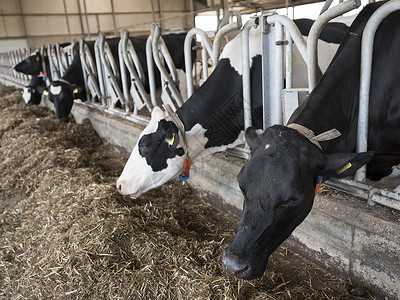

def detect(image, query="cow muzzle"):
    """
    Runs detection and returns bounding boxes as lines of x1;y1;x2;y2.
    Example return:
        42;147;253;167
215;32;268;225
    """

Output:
116;181;141;199
220;248;267;280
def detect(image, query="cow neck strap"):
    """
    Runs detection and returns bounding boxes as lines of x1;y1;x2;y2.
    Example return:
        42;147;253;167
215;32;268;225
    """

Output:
287;123;341;150
162;104;191;181
57;78;72;85
288;123;341;198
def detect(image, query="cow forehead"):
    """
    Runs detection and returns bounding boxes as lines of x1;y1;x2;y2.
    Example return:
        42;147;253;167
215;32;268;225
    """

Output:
50;85;62;95
22;88;32;103
139;107;166;137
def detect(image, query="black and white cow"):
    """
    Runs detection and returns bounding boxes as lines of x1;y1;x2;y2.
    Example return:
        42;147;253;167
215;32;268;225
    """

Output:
45;40;96;121
21;75;46;105
221;1;400;280
47;33;192;122
13;51;50;78
116;19;349;198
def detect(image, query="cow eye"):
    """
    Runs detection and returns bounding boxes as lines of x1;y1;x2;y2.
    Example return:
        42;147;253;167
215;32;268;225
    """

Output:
139;138;151;153
287;197;302;207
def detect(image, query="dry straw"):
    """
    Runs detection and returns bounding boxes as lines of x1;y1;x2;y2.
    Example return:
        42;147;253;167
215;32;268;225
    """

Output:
0;85;373;299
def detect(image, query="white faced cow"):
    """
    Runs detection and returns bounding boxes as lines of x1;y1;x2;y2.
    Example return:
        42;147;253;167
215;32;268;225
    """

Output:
117;20;349;198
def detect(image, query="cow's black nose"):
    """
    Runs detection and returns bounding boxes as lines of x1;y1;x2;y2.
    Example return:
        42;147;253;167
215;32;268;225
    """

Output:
220;249;250;279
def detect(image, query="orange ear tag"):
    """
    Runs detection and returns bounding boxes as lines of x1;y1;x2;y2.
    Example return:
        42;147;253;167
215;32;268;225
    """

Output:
179;158;191;181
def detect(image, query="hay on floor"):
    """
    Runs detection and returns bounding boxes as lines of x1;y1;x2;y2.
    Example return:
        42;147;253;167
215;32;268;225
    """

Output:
0;85;373;299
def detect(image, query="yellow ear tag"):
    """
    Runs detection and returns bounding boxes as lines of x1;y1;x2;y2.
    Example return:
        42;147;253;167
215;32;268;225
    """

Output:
36;56;39;61
168;133;175;146
21;90;24;94
43;90;49;96
336;162;352;175
72;88;78;94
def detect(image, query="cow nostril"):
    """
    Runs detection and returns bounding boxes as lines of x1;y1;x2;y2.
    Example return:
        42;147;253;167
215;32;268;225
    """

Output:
116;184;122;192
221;249;250;278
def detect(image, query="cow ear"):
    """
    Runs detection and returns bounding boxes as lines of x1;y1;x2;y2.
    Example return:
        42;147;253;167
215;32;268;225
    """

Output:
319;151;374;179
37;86;48;96
68;84;83;94
245;127;262;151
161;121;180;149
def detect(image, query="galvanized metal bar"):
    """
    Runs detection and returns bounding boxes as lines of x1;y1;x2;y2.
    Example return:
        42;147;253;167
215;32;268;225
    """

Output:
355;0;400;182
218;9;242;30
146;35;158;107
158;38;179;85
151;23;184;108
82;0;91;40
47;44;60;80
184;28;214;97
260;12;273;129
325;178;400;211
241;19;257;131
266;15;308;63
212;23;241;66
110;0;117;37
121;29;153;112
271;22;284;126
94;38;107;106
319;0;334;16
119;30;131;112
285;35;293;89
212;11;242;67
99;34;125;109
307;0;360;91
62;0;71;39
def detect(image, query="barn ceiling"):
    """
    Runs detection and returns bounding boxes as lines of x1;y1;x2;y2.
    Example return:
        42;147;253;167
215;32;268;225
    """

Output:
229;0;325;12
194;0;325;13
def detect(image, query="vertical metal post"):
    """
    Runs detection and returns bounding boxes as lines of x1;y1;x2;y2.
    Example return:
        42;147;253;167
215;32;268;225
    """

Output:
63;0;71;39
150;0;156;23
82;0;91;40
260;12;273;129
110;0;117;37
77;0;85;36
285;35;293;89
17;0;27;38
158;0;163;29
355;0;400;182
271;22;284;125
146;35;158;107
119;30;130;112
242;19;257;130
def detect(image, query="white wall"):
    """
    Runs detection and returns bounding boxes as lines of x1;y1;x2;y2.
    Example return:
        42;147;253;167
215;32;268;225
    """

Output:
0;0;190;51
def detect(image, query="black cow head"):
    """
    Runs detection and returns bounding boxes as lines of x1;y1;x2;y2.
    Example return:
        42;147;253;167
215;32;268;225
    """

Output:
13;51;43;76
21;76;46;105
221;125;373;280
47;81;82;122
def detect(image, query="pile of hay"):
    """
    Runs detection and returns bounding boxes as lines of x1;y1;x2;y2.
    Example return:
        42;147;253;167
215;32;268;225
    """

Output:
0;85;373;299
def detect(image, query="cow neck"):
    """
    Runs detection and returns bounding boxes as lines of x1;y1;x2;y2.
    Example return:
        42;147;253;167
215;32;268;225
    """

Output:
287;124;340;198
57;78;72;85
287;123;341;150
163;104;191;181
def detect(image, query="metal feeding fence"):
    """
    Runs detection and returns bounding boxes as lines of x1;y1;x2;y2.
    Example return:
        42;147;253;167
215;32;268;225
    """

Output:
0;0;399;211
